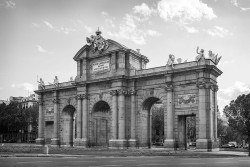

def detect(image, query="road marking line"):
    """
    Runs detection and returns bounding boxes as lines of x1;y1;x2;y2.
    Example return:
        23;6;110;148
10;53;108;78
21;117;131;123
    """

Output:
89;165;123;167
239;160;250;161
137;164;167;166
215;162;237;164
181;163;205;165
68;161;96;163
16;161;52;164
111;160;136;162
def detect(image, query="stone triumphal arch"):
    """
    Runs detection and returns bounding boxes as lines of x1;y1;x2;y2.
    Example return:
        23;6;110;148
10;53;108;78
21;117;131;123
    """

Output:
36;30;222;151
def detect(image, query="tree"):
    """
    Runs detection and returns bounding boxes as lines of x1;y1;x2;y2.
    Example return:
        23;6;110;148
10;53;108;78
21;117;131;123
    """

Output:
223;93;250;156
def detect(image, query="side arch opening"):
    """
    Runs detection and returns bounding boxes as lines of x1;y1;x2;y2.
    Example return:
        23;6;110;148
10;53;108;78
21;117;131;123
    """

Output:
90;100;111;147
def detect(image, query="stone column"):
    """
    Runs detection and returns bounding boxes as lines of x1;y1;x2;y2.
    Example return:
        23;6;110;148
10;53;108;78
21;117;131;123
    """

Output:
116;89;127;147
129;90;137;147
196;83;209;151
81;94;88;146
36;95;45;145
110;90;118;140
214;85;218;141
164;83;175;149
75;94;82;146
118;89;126;139
51;97;60;146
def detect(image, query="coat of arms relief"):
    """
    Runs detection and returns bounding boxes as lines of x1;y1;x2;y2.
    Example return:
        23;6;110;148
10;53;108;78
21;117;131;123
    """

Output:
86;28;109;53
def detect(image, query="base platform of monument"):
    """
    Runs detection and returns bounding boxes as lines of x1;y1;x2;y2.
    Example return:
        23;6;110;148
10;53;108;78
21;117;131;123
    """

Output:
196;139;219;152
128;139;137;147
35;138;45;145
74;138;88;147
163;139;176;150
109;139;128;148
51;138;60;147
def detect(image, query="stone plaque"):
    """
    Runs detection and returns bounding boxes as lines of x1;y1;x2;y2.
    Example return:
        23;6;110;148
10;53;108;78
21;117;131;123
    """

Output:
92;59;110;72
178;94;196;105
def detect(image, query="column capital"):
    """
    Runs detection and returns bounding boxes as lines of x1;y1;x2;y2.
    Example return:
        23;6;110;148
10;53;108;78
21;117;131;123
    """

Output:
110;90;118;96
196;81;206;89
38;100;44;105
165;83;173;92
211;84;219;92
128;89;137;95
53;98;60;104
117;89;128;95
75;93;88;100
75;94;82;100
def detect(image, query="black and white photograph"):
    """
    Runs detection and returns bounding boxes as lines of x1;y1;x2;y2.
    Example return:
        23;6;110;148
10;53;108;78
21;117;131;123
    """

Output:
0;0;250;166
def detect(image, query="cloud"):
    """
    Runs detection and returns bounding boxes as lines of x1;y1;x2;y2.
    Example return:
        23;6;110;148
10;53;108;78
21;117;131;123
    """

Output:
11;83;35;92
101;11;116;28
218;81;250;112
133;3;155;17
157;0;216;24
36;45;53;54
232;0;250;11
84;25;93;33
147;29;161;37
43;20;55;30
2;0;16;9
183;25;199;33
206;26;230;38
40;20;76;34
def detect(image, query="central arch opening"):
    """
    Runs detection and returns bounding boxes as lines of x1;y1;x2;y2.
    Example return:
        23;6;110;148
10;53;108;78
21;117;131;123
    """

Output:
142;97;164;148
91;101;111;147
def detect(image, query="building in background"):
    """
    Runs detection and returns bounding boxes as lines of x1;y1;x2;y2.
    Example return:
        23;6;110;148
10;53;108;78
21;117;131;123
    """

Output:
10;94;38;109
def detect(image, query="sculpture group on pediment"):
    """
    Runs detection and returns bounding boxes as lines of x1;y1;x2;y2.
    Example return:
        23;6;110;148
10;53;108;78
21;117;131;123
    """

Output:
86;28;109;53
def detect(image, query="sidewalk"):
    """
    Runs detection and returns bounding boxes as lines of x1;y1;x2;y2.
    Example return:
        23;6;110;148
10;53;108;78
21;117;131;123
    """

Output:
1;143;249;158
0;150;248;158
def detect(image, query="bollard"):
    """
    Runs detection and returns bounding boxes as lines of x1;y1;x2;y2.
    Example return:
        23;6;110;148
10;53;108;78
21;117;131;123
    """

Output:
44;145;49;155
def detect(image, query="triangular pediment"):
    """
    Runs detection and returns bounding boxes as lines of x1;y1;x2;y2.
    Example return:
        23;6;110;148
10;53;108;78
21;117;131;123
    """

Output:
73;39;128;61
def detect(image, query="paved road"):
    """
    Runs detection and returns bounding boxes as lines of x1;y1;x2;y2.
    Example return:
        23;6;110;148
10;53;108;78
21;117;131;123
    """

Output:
1;156;250;167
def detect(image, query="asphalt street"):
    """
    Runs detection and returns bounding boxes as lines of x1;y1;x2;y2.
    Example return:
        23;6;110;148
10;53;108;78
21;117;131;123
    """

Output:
1;156;250;167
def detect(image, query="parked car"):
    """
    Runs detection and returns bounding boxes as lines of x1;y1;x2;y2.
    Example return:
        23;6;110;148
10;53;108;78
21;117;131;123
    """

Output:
220;143;235;148
189;142;196;147
228;141;238;148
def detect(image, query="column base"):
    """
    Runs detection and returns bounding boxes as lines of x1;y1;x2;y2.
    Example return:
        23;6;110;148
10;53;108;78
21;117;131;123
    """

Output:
196;139;219;152
164;139;176;150
74;138;88;147
51;138;60;147
128;139;137;148
109;139;128;148
35;138;45;145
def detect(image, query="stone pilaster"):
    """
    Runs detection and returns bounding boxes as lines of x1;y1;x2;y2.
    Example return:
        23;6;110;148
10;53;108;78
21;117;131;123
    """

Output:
129;90;137;147
164;83;175;149
36;96;45;145
81;94;88;146
110;90;118;139
75;95;82;140
51;97;60;146
214;85;218;141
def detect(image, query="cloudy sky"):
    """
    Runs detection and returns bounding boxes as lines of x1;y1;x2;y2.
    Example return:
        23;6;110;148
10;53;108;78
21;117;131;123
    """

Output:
0;0;250;113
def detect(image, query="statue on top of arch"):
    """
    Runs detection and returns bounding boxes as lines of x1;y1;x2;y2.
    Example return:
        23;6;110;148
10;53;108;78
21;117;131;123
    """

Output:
86;28;109;53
